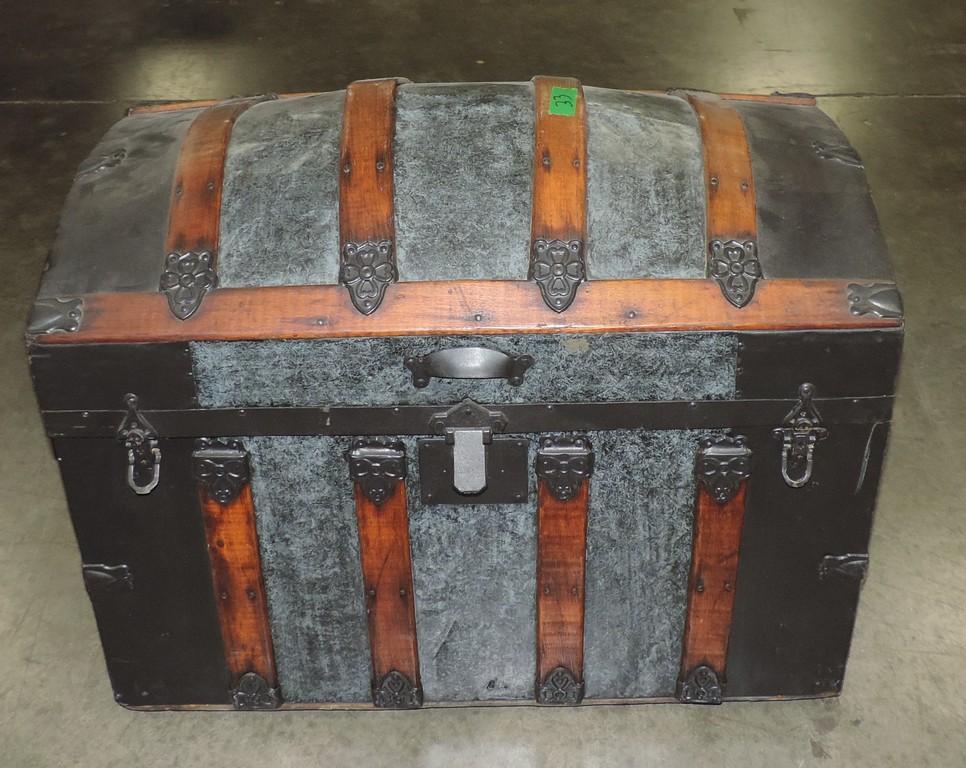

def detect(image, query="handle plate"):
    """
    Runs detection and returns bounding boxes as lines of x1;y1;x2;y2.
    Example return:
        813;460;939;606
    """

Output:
405;347;534;388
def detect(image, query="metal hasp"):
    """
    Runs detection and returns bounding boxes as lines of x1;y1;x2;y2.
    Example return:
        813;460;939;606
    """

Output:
231;672;281;710
772;383;828;488
708;239;762;308
347;438;406;505
404;347;534;388
26;297;83;334
340;240;396;315
538;666;584;705
373;670;423;709
530;239;585;312
819;553;870;582
696;435;752;504
429;399;508;496
535;436;595;502
116;394;161;495
192;438;250;504
160;250;217;320
847;283;903;319
678;664;723;705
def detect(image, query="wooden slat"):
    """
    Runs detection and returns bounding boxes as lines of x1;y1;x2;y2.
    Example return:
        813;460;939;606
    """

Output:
536;481;589;699
354;481;421;703
128;93;316;115
529;76;588;312
165;98;263;259
338;79;401;314
679;482;748;697
199;483;277;692
38;278;901;345
687;93;757;243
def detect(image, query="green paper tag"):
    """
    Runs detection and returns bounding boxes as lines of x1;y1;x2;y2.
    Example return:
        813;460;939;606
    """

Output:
548;86;578;116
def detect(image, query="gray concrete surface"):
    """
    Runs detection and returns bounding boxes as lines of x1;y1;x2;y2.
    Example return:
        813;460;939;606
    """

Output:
2;1;965;766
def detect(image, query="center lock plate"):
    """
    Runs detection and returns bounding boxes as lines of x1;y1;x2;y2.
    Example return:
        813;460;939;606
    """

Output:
417;437;530;505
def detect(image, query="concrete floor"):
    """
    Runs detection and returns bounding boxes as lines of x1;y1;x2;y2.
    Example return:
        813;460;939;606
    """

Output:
2;1;965;766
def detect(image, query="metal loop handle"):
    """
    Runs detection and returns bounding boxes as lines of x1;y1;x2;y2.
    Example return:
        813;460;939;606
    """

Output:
778;437;814;488
405;347;534;389
126;446;162;495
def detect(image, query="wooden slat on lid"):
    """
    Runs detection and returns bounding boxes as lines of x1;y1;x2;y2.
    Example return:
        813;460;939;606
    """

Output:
338;79;403;315
162;97;268;320
686;93;762;308
529;76;588;313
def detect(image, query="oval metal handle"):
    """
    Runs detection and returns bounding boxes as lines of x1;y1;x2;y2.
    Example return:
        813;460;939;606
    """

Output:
404;347;534;389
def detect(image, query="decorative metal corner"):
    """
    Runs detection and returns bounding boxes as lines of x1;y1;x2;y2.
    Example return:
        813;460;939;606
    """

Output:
847;283;903;319
116;394;161;495
340;240;396;315
347;438;406;505
678;665;723;704
192;438;250;504
536;436;594;502
27;297;83;335
696;435;752;505
708;239;762;308
538;666;584;705
160;250;217;320
231;672;281;710
819;553;870;582
373;670;422;709
772;383;828;488
530;238;585;312
811;140;863;168
82;564;133;597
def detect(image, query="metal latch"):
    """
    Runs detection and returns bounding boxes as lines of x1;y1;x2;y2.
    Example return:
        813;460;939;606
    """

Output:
428;399;508;497
116;393;161;495
772;383;828;488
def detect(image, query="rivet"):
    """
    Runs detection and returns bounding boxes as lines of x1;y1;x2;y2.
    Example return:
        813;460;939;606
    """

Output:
627;310;637;319
474;313;483;321
710;176;719;187
246;588;257;600
343;163;351;174
368;588;376;598
570;586;579;596
724;581;733;592
220;591;229;600
375;160;386;172
741;181;749;191
175;184;183;197
206;180;215;192
543;586;551;595
81;411;89;418
399;588;407;597
696;580;705;593
572;159;580;169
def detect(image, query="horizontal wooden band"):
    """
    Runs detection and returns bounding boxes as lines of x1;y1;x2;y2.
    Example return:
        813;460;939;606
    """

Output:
536;480;589;695
199;483;277;689
686;93;757;243
165;97;264;258
679;482;748;686
354;482;421;702
35;278;900;344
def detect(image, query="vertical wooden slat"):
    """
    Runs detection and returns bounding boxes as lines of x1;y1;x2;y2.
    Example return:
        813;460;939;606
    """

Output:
349;439;421;707
338;78;403;315
194;439;279;709
685;93;762;308
162;96;266;319
678;436;752;704
535;436;593;704
529;76;588;313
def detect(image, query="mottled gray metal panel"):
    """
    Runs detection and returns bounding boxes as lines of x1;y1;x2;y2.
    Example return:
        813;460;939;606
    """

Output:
394;83;533;281
218;93;345;287
40;109;197;297
584;88;706;279
734;101;893;280
247;436;371;703
583;430;700;699
191;332;736;407
408;438;538;701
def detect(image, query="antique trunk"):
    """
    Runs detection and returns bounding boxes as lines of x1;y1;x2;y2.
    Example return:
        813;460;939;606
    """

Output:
27;77;903;710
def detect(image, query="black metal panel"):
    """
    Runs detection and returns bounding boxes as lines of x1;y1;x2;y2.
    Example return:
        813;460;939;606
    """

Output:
29;342;198;411
418;437;530;505
54;438;229;706
38;109;197;298
737;330;903;399
725;421;889;697
734;101;893;281
41;396;895;439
